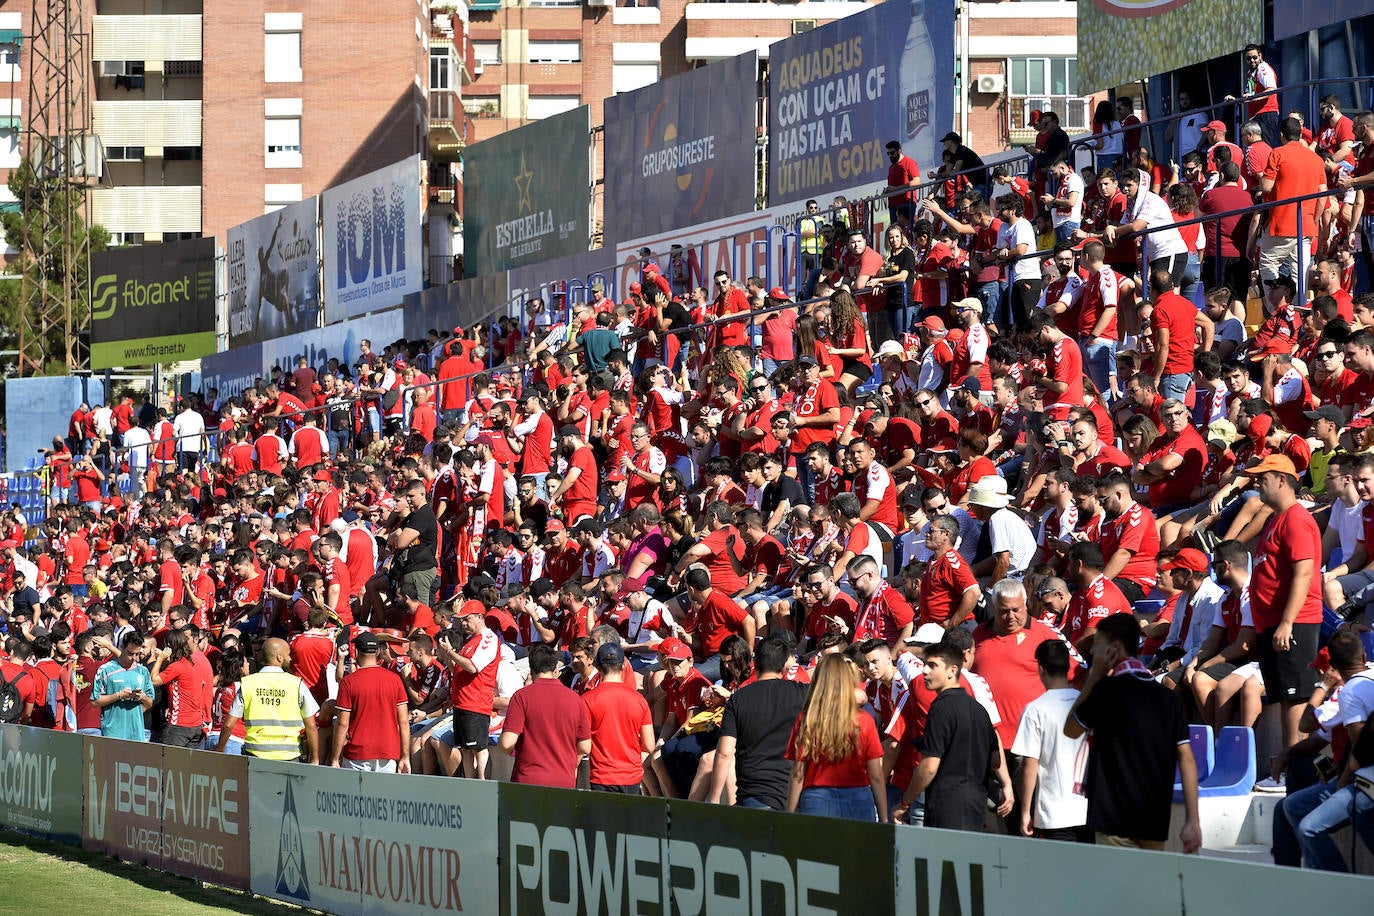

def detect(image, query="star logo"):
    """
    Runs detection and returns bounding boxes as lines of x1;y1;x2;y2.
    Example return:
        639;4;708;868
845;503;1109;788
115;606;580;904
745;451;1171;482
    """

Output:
514;153;534;214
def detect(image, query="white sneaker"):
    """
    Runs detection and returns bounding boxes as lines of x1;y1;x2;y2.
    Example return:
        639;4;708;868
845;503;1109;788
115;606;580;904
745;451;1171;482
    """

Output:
1254;775;1285;792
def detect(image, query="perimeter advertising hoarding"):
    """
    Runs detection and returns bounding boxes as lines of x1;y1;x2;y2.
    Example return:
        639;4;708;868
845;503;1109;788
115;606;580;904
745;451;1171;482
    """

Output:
200;309;402;401
1274;0;1374;39
1078;0;1262;92
249;759;499;916
89;237;217;369
463;106;591;277
605;53;759;242
226;197;322;347
322;155;423;323
893;827;1374;914
0;725;83;845
768;1;954;208
500;784;893;915
80;737;251;888
402;271;510;341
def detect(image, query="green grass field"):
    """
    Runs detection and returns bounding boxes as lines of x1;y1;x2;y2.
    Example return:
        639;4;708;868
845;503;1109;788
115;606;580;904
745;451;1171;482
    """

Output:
0;832;289;915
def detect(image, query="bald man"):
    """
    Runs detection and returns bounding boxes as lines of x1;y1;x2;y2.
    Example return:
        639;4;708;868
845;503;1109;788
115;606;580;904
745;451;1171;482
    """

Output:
216;637;320;762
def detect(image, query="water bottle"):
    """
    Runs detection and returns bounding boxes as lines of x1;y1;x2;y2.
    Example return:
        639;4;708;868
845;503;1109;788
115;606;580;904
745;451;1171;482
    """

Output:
900;0;936;158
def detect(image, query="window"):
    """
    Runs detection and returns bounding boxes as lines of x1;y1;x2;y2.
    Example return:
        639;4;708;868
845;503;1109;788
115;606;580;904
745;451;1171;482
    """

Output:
165;60;202;78
0;127;18;169
164;232;201;241
528;0;579;6
472;41;501;65
430;48;453;90
265;116;301;168
164;146;202;161
104;146;145;161
526;95;580;120
265;31;302;82
527;40;581;63
613;63;659;94
109;232;145;246
465;96;500;118
1007;56;1086;131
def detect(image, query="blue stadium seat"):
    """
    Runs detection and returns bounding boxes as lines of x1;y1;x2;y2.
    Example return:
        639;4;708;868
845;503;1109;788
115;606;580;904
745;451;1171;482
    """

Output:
1172;724;1214;803
1197;726;1256;798
1133;598;1166;620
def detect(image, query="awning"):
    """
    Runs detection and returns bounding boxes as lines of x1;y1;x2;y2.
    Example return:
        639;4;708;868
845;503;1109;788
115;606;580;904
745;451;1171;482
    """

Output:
469;0;502;10
0;116;20;130
0;30;22;46
0;201;21;213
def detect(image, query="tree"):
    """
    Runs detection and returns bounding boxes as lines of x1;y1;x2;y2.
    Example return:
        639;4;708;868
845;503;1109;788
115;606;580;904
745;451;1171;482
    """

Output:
0;161;110;376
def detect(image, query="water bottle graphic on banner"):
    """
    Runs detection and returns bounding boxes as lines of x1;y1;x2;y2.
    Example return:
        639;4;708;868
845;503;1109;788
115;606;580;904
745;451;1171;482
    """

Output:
901;0;934;148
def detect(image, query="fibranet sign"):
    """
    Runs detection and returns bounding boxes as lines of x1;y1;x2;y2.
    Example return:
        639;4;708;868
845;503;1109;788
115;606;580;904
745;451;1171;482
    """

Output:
89;237;217;369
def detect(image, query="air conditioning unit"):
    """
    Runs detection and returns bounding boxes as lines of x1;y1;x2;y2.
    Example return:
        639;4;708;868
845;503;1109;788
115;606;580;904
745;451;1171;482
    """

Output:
792;20;816;35
976;73;1005;94
588;0;614;8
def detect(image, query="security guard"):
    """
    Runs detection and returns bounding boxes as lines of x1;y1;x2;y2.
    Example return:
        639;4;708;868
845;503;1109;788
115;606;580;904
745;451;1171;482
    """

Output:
216;637;320;762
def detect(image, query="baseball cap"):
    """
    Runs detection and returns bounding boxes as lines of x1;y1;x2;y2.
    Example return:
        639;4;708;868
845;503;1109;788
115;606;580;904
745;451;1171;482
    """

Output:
1304;405;1344;426
875;340;905;360
657;637;693;661
529;578;556;600
1161;547;1210;573
353;631;381;653
628;282;643;295
1352;416;1373;431
960;378;982;393
1204;120;1227;133
1206;419;1239;448
544;519;566;534
1241;454;1298;477
459;598;487;618
909;623;947;646
796;354;819;368
920;315;947;332
473;433;495;449
768;286;791;301
1247;414;1273;439
594;642;626;669
952;297;983;315
313;469;333;482
940;131;961;144
572;518;603;536
340;510;360;524
605;469;627;483
558;424;582;440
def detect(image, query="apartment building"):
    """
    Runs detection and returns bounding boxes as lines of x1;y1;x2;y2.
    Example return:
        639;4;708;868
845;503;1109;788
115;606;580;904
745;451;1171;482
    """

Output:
465;0;1083;158
1;0;471;277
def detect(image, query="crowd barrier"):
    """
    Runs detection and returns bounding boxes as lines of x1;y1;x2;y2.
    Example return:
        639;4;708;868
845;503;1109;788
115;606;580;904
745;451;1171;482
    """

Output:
1;724;1369;914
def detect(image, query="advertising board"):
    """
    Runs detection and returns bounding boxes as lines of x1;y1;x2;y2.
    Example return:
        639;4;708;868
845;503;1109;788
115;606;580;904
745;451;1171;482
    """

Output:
1078;0;1262;92
89;238;217;369
322;155;423;322
226;197;321;347
0;725;83;845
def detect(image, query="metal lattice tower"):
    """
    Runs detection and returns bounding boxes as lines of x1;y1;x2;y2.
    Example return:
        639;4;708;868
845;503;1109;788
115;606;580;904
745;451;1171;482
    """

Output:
17;0;95;376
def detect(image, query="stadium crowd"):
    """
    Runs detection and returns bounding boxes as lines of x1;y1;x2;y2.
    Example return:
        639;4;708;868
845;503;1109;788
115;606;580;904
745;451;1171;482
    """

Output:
3;54;1374;870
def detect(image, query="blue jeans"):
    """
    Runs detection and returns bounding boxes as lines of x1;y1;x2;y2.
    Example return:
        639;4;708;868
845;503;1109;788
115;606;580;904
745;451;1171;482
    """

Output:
736;796;776;810
797;785;877;821
1054;222;1080;246
1295;777;1374;871
1181;253;1202;307
327;429;350;457
1082;337;1117;395
693;654;722;683
761;358;782;380
1275;779;1334;866
1159;372;1192;403
887;301;912;341
975;281;1007;332
886;783;926;826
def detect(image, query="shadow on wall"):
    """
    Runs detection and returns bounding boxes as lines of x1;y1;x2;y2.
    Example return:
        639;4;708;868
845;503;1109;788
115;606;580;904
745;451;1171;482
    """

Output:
326;85;427;191
3;376;104;474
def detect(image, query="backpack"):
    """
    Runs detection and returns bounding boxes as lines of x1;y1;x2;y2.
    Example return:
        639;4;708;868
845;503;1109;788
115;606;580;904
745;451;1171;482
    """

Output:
0;668;28;724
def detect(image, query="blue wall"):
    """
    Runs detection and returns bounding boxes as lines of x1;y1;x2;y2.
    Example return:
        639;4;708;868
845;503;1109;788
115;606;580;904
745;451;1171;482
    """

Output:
4;376;105;473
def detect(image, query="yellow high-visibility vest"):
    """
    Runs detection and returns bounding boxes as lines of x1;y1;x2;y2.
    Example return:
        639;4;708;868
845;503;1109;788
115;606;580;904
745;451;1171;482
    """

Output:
239;670;305;760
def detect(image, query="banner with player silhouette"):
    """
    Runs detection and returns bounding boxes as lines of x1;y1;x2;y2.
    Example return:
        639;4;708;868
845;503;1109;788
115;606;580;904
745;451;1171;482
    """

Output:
227;197;322;348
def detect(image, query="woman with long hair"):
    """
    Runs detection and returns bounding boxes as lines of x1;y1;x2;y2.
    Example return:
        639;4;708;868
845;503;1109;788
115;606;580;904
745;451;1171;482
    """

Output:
203;647;249;755
794;313;838;381
655;467;690;517
785;653;886;821
827;289;873;394
1089;99;1124;171
1166;182;1206;306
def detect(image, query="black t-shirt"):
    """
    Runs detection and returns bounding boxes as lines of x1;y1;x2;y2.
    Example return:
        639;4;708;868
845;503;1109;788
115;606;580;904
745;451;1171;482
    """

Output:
720;677;809;809
952;144;988;188
760;476;806;524
1075;672;1188;842
661;301;692;332
922;687;997;830
882;246;919;310
400;506;439;573
11;586;41;619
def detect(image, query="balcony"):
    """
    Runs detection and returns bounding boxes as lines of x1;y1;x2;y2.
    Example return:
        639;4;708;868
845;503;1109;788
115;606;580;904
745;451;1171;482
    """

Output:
90;185;202;235
92;14;203;62
428;89;466;161
94;100;202;147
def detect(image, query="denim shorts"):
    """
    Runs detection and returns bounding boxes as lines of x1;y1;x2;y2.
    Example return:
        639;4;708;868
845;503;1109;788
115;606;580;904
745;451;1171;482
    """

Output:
797;785;877;822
